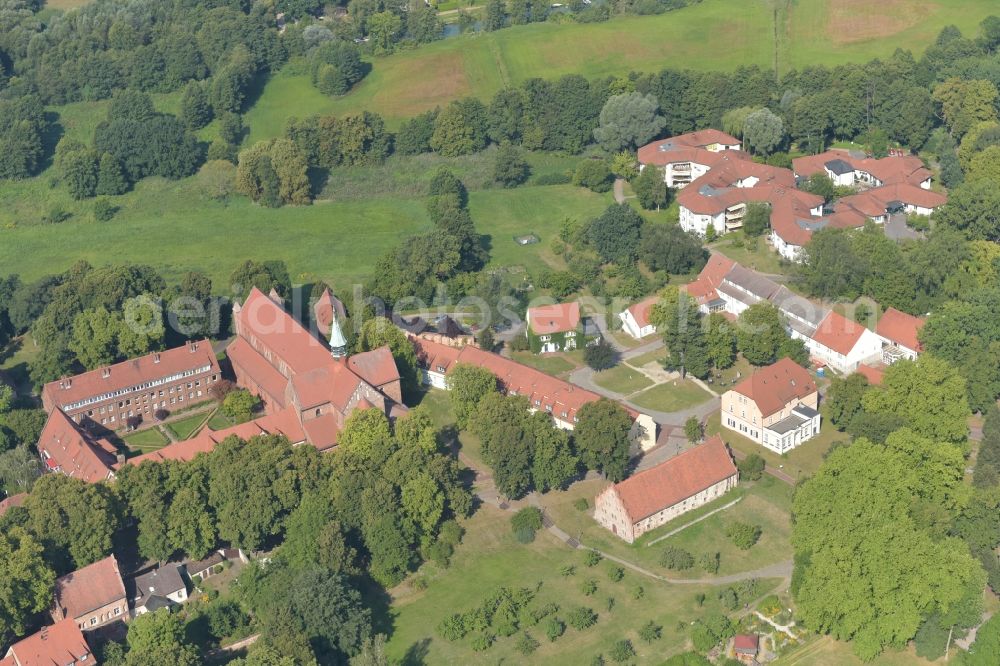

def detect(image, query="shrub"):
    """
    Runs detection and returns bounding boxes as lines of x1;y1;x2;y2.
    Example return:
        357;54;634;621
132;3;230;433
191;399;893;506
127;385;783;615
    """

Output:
605;596;615;612
639;620;662;643
470;631;494;651
566;606;598;630
559;565;576;577
659;545;695;570
573;498;589;511
191;574;202;586
758;594;781;616
411;576;428;591
222;388;259;421
573;159;613;193
630;584;644;600
719;587;738;610
93;198;117;222
609;639;635;663
533;172;572;185
727;522;762;550
509;334;530;352
154;409;169;421
584;338;617;370
580;578;598;596
698;552;720;574
438;613;466;641
213;564;224;574
439;519;464;547
514;527;536;544
584;550;602;567
690;623;718;652
209;379;236;402
511;507;544;543
695;592;706;607
544;616;565;641
425;540;453;566
607;566;624;582
737;453;765;480
515;632;540;655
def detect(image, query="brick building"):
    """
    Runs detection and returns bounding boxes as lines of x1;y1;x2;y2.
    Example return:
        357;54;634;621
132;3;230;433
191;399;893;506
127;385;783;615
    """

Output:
51;555;128;633
41;340;221;430
2;619;96;666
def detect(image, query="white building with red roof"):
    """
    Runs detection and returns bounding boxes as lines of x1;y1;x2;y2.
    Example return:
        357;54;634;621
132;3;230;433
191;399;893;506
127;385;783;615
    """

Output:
3;619;96;666
593;435;737;543
36;409;116;484
807;311;883;374
680;253;736;314
526;302;583;353
721;358;820;453
638;130;743;188
792;149;933;190
619;296;659;339
875;307;926;363
51;555;128;632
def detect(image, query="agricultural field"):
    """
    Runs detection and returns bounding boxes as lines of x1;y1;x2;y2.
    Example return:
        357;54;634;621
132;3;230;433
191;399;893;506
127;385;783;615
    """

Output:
244;0;999;127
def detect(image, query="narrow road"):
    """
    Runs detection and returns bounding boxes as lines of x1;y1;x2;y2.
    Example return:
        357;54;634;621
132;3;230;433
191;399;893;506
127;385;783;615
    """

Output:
613;178;626;204
729;447;796;485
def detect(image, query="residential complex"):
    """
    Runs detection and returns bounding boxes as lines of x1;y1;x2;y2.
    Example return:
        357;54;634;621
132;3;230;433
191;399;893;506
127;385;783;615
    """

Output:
594;435;738;543
721;358;820;453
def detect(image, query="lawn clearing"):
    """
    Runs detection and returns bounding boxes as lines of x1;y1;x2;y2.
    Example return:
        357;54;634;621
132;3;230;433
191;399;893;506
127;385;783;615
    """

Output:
511;350;583;377
166;411;213;441
709;237;789;276
123;427;170;452
592;364;654;396
779;634;938;666
386;502;776;664
625;348;666;369
630;379;711;412
705;356;755;395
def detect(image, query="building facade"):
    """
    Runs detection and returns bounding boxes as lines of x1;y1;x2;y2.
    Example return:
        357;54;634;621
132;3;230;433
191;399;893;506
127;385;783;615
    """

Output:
51;555;128;633
618;296;658;339
526;302;583;353
593;435;738;543
42;341;220;430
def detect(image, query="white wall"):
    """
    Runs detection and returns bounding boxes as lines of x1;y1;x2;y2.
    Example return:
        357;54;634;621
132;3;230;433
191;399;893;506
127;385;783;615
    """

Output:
770;232;804;262
618;310;655;340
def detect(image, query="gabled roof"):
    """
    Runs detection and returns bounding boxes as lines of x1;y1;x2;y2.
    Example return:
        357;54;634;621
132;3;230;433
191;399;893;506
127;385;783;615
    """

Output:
0;492;26;518
855;364;885;386
130;565;185;608
825;158;854;175
527;302;580;335
37;410;115;484
185;551;224;575
226;336;290;406
637;129;743;167
7;619;96;666
626;296;659;329
609;435;736;523
42;340;218;410
349;347;400;388
769;286;828;328
236;288;333;376
811;311;869;356
682;254;736;305
313;288;347;338
301;413;341;452
734;634;759;652
53;555;126;620
722;264;781;301
875;307;925;352
730;358;816;418
792;149;932;187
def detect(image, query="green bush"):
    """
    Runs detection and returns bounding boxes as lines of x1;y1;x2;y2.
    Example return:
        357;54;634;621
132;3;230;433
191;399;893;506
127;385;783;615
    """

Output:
411;576;428;591
438;519;464;546
470;631;494;651
566;606;598;630
533;172;572;185
511;507;543;543
559;565;576;577
659;545;695;570
630;584;644;600
573;497;589;511
573;159;613;193
438;613;467;641
737;453;765;480
515;631;540;655
609;639;635;663
93;197;118;222
607;566;624;582
580;578;598;596
544;616;565;641
584;550;602;567
698;551;720;574
727;522;762;550
639;620;662;643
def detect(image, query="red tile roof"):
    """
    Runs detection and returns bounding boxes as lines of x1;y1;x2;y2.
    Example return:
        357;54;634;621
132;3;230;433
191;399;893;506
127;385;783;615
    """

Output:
53;555;126;621
875;307;925;352
37;410;115;484
226;336;290;407
313;288;347;337
610;435;737;523
42;340;218;411
0;492;26;518
235;288;333;376
302;413;341;451
527;302;580;335
676;157;797;215
733;634;759;652
290;362;363;411
682;254;736;305
349;347;400;388
855;364;885;386
812;311;868;356
626;296;659;329
7;619;96;666
792;150;931;186
122;406;306;466
731;358;816;417
637;129;742;167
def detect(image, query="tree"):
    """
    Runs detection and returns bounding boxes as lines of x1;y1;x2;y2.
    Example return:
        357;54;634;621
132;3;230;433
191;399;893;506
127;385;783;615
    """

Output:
356;317;420;400
861;355;970;444
0;527;55;640
962;614;1000;665
574;399;633;482
125;608;200;665
639;225;707;274
736;302;788;366
742;202;770;237
593;93;665;151
219;113;245;146
338;409;393;462
484;0;505;30
726;522;762;549
510;506;543;543
638;621;662;644
471;393;535;498
737;453;765;481
230;260;291;302
69;307;118;369
587;203;644;263
167;485;216;560
573;160;614;193
180;81;213;130
933;179;1000;241
611;151;639;181
94;153;128;196
684;416;702;443
0;446;42;494
633;165;669;210
493;143;529;187
705;313;736;371
826;373;870;429
608;639;635;663
60;148;98;200
659;545;694;570
792;437;984;660
742;108;784;155
650;288;710;379
584;339;616;371
367;11;403;53
430;98;488;157
223;389;260;422
530;413;578;492
236;139;311;207
395;110;437;155
933;78;999;139
447;363;498;428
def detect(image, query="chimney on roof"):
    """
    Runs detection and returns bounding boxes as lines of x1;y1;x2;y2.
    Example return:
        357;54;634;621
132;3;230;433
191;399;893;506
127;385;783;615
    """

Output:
189;341;197;353
153;352;160;363
40;626;48;639
102;368;111;379
116;453;126;465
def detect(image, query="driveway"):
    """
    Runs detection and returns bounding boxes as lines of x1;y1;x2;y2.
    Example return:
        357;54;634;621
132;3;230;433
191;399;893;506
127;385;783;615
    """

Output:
884;213;923;241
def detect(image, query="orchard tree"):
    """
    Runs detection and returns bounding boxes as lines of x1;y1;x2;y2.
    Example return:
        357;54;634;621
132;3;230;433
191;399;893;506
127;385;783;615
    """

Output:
593;93;665;151
574;399;633;482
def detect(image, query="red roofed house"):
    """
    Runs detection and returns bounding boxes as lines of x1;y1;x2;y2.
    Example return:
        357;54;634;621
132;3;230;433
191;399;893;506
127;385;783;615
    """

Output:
875;307;926;363
3;619;96;666
807;311;883;374
594;435;737;543
638;129;744;188
51;555;128;632
36;409;116;484
41;340;221;431
411;337;657;451
855;364;885;386
0;492;26;518
526;302;584;353
732;634;760;664
619;296;659;339
721;358;820;454
228;288;402;451
681;253;736;314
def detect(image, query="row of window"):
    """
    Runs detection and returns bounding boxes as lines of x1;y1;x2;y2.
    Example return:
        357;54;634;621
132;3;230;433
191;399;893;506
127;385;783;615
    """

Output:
80;605;122;629
63;366;214;411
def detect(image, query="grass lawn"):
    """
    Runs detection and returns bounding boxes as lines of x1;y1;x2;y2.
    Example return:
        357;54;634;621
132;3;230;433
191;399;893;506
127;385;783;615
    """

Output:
166;411;212;441
122;427;170;452
709;237;788;276
706;413;848;482
625;348;666;369
385;502;779;664
206;410;248;431
706;356;755;395
246;1;997;124
592;364;653;396
779;634;938;666
538;474;792;581
511;349;584;377
630;379;712;413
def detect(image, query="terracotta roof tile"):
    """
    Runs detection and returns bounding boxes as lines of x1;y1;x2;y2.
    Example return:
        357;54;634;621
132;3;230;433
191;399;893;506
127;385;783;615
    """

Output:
349;347;400;388
875;307;925;352
53;555;126;620
37;410;115;483
626;296;659;329
301;413;340;451
527;302;580;335
731;358;816;417
313;288;347;337
812;311;868;356
227;336;290;407
610;435;737;523
236;289;332;375
42;340;219;411
682;254;736;305
855;364;885;386
0;492;26;518
7;619;96;666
